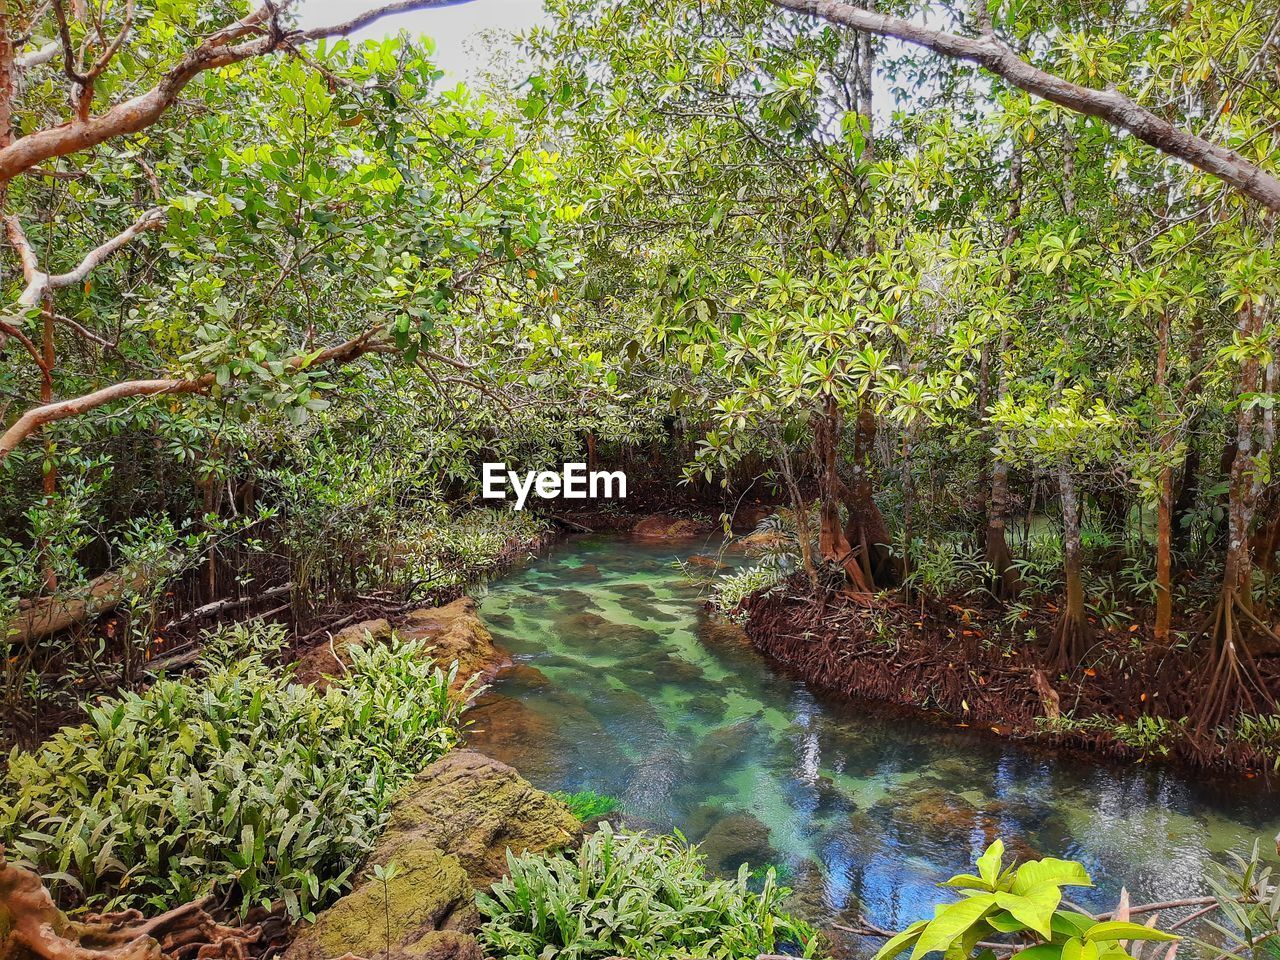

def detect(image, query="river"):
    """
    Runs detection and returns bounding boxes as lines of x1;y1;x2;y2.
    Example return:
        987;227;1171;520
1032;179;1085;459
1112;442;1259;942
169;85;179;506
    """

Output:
466;535;1280;948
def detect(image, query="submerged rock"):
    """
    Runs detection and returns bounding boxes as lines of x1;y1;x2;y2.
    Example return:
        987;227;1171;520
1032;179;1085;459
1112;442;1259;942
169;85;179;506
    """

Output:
689;718;757;771
632;514;712;539
695;811;779;877
286;750;578;960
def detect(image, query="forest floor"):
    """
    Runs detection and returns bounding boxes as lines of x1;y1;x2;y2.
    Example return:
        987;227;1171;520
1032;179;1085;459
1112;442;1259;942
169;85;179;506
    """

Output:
742;578;1280;777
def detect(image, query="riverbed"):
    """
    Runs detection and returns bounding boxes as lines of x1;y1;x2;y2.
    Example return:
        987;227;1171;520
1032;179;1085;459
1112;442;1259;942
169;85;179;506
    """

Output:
466;536;1280;943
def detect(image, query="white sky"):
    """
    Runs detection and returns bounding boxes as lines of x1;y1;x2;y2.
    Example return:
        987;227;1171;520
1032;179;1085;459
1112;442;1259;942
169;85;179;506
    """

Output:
297;0;545;78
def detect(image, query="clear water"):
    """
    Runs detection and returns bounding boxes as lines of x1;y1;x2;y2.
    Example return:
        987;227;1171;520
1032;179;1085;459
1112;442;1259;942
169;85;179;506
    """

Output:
468;536;1280;946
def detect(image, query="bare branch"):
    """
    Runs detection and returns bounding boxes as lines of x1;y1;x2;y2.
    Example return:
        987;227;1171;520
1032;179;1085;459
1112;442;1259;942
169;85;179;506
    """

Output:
15;42;60;70
770;0;1280;212
4;215;48;308
4;206;164;310
46;205;164;288
293;0;480;41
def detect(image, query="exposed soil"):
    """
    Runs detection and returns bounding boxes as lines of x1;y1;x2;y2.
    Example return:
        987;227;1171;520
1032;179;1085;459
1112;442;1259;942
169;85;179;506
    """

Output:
741;575;1280;777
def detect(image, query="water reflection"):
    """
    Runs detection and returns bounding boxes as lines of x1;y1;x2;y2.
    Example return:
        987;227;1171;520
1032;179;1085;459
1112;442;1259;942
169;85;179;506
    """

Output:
469;536;1280;948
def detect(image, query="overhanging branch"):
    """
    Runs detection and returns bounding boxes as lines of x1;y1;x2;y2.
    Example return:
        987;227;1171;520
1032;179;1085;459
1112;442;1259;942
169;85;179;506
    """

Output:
770;0;1280;212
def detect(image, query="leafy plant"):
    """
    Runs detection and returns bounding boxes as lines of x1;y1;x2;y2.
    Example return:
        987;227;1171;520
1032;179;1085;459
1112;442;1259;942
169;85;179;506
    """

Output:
712;565;787;616
0;634;465;918
478;824;821;960
903;538;994;601
1200;841;1280;960
874;841;1177;960
551;789;621;820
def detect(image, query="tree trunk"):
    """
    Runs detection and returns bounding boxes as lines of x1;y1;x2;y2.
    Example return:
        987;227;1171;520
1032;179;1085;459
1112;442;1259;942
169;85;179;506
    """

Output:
1047;457;1091;670
1154;309;1174;641
984;147;1023;598
843;403;896;586
813;398;873;592
1197;299;1276;731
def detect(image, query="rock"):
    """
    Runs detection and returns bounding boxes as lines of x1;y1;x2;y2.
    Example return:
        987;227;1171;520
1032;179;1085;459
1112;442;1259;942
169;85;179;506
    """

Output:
888;785;1003;846
292;599;509;695
286;751;578;960
463;693;572;782
632;514;711;539
689;718;757;771
383;750;582;887
687;553;726;570
731;503;774;532
291;618;392;687
695;811;779;877
283;845;482;960
400;598;512;691
503;663;552;689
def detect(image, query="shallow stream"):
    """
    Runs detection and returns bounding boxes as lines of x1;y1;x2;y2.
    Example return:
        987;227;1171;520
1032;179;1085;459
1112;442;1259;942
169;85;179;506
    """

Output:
467;536;1280;946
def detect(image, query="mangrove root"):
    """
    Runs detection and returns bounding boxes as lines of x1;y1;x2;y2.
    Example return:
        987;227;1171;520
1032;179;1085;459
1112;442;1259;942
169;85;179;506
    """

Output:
0;852;279;960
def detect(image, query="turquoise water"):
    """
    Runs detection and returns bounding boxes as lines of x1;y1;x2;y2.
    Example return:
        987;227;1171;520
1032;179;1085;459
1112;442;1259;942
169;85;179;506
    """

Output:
469;536;1280;945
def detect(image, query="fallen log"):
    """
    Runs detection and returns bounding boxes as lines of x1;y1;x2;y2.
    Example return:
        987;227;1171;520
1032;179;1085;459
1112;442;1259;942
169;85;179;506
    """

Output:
165;585;293;629
7;553;179;644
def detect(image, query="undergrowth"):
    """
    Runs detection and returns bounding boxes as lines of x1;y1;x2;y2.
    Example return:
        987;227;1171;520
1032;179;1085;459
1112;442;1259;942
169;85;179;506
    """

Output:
0;628;466;918
478;824;821;960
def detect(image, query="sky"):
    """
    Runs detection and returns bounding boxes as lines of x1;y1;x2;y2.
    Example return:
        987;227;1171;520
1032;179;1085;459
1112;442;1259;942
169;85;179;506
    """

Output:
297;0;545;79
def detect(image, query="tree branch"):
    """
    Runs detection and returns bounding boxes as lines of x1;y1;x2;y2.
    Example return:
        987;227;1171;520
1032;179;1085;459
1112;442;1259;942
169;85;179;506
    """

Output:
4;206;164;308
0;0;478;184
0;327;391;460
770;0;1280;212
47;205;164;288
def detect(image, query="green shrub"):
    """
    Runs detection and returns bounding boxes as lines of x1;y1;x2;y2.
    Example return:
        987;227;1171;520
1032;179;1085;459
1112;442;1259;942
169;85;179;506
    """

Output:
477;824;821;960
551;788;621;820
0;635;465;918
873;840;1177;960
712;565;786;616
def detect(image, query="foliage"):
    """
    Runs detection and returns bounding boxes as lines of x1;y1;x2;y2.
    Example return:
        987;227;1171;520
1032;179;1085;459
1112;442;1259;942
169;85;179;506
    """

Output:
711;512;809;615
0;634;465;918
1200;841;1280;960
712;565;788;617
874;840;1177;960
904;539;994;601
477;824;821;960
550;789;621;821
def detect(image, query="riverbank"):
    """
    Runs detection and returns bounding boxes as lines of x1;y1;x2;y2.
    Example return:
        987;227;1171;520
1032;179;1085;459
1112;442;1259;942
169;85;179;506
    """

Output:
740;576;1280;777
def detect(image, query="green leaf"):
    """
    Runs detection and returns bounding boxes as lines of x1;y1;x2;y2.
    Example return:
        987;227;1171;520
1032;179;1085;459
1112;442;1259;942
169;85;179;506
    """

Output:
873;920;927;960
1011;859;1093;896
911;895;998;960
976;841;1004;887
1084;922;1179;943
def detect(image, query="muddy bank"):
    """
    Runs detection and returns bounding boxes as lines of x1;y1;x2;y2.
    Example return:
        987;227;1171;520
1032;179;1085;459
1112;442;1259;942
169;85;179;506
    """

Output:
741;577;1279;777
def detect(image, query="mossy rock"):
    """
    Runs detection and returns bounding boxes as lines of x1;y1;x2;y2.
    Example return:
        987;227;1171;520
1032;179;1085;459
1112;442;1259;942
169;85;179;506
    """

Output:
286;750;579;960
284;845;481;960
400;598;511;691
383;750;582;887
291;618;392;687
291;598;509;696
632;514;711;539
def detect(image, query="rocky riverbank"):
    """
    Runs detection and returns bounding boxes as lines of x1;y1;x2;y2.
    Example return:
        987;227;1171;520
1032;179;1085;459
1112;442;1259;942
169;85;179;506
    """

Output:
286;750;581;960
